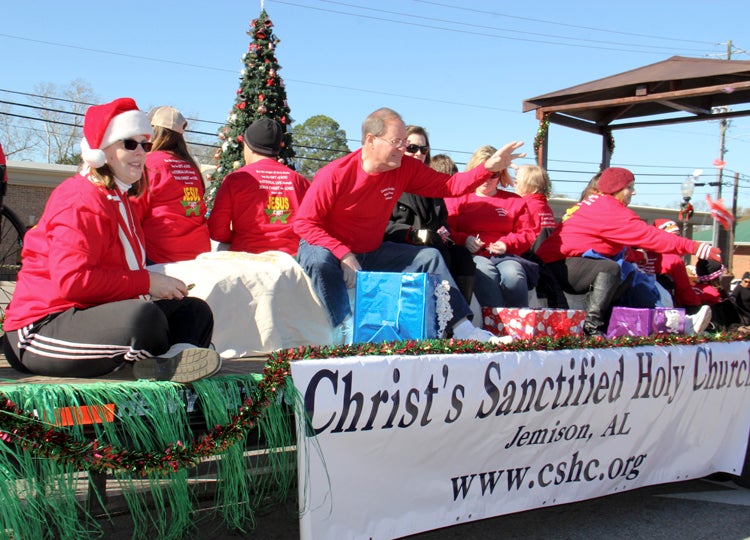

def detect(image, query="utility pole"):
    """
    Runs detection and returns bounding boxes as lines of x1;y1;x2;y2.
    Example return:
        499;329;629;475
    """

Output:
730;171;739;271
712;40;733;269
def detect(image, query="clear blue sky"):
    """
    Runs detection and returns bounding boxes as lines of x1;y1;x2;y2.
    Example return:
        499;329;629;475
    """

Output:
2;0;750;211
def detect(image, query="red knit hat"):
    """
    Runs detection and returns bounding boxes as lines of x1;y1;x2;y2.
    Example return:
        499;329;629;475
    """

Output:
597;167;635;195
80;97;152;168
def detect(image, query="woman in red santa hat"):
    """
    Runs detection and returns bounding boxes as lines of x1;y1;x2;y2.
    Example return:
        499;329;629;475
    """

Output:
2;97;220;382
536;167;723;336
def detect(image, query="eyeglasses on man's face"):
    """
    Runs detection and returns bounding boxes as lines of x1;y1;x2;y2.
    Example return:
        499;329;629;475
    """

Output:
122;139;153;152
375;136;406;148
405;144;429;155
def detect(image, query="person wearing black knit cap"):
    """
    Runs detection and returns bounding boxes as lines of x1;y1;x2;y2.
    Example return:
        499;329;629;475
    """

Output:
208;117;310;256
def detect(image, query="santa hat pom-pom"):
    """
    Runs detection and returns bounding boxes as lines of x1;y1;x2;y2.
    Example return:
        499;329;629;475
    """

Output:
80;137;106;168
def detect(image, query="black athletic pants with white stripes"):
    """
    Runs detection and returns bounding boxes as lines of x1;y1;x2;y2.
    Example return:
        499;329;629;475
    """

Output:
2;297;213;378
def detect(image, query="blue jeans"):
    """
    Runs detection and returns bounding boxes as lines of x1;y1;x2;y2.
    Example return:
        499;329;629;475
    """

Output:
473;255;529;308
297;240;472;328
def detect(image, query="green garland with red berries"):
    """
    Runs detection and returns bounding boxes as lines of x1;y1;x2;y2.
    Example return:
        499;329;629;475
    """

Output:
0;332;747;475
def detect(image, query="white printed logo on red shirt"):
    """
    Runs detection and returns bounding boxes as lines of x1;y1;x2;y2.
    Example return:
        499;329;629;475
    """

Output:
381;187;396;200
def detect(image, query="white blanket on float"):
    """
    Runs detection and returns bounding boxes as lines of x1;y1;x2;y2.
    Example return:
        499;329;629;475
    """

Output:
148;251;332;358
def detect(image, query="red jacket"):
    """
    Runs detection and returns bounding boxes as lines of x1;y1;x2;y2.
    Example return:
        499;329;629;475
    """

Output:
4;175;150;330
135;151;210;263
208;158;310;256
536;194;696;263
294;149;493;259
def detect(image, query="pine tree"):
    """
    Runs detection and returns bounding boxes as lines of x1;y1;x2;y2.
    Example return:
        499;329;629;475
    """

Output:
207;9;294;205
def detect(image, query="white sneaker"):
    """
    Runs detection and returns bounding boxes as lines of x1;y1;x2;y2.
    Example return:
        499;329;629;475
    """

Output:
133;343;222;383
331;315;354;346
455;323;512;345
686;305;712;335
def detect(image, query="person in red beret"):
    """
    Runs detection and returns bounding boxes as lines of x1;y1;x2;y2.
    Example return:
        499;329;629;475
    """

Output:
2;98;220;381
536;167;722;336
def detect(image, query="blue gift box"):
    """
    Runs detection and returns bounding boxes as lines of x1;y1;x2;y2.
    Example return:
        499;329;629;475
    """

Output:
353;272;439;344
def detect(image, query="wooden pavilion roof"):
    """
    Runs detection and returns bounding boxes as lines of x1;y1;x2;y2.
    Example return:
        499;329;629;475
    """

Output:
523;56;750;135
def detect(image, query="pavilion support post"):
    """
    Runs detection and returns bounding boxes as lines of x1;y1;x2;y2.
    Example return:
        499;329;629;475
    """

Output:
600;129;612;170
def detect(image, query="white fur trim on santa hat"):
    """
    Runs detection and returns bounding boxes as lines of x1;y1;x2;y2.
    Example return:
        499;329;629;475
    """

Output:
80;137;106;168
80;109;152;169
100;109;152;150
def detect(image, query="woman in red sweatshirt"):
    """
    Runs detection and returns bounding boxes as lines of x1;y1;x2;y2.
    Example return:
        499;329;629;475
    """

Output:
2;98;219;381
445;145;538;309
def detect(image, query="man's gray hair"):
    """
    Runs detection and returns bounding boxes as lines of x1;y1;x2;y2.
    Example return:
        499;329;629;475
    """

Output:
361;108;403;144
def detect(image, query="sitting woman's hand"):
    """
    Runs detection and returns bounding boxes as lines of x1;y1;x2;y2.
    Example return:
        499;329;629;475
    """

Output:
487;240;507;256
465;235;484;254
148;272;190;300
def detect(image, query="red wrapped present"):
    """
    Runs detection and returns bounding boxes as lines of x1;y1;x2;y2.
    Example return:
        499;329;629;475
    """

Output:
482;307;586;340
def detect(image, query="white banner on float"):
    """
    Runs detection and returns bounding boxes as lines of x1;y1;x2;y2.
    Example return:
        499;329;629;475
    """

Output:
291;342;750;540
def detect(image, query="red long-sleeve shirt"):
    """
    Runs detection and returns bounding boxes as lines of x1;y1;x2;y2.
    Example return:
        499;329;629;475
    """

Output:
293;149;493;259
536;194;697;263
444;190;536;257
135;151;210;263
521;192;556;235
653;251;720;306
208;158;310;255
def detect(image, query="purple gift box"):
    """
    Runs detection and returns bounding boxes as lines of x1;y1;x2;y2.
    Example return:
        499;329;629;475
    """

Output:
651;307;686;334
606;307;652;338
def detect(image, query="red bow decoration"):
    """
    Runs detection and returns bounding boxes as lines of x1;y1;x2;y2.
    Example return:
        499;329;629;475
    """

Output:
706;195;734;231
678;201;694;223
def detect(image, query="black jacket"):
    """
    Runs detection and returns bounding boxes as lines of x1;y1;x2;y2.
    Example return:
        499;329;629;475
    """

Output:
384;192;448;244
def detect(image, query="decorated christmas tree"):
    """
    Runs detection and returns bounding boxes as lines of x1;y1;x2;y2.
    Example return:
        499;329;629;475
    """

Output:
207;8;294;205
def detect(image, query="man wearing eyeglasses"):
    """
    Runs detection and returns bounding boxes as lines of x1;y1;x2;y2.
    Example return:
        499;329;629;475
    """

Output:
294;107;524;344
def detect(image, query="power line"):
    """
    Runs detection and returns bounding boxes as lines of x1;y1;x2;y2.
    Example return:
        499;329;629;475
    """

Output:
272;0;708;55
308;0;709;53
411;0;715;45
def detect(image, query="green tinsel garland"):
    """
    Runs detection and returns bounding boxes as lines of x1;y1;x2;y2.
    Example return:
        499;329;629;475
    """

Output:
605;127;615;156
533;113;550;156
0;370;295;540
